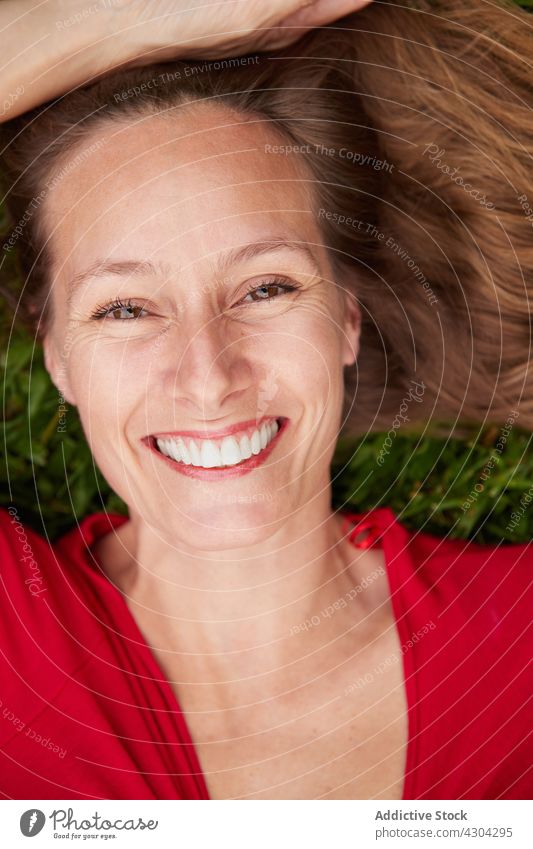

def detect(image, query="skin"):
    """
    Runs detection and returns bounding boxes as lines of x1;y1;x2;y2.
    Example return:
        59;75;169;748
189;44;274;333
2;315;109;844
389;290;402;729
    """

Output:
42;104;406;799
0;0;373;121
43;103;361;550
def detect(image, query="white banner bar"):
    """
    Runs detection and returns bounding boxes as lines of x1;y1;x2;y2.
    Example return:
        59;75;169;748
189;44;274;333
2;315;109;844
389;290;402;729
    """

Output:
1;799;530;848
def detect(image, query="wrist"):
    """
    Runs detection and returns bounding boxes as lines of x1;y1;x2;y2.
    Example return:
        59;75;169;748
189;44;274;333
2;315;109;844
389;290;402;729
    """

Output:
50;0;135;81
0;0;137;121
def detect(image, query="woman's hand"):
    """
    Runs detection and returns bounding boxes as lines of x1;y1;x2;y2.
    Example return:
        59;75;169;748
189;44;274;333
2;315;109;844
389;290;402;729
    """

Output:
0;0;373;122
121;0;375;61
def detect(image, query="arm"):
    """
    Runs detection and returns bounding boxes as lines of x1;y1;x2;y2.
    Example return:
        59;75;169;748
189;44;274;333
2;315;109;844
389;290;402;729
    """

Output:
0;0;124;120
0;0;373;122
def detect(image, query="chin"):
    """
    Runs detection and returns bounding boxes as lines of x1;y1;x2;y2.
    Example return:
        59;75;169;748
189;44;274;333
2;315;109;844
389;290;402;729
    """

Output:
157;497;285;551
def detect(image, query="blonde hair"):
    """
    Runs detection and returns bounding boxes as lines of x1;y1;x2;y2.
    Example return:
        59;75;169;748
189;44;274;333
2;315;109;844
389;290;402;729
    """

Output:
1;0;532;434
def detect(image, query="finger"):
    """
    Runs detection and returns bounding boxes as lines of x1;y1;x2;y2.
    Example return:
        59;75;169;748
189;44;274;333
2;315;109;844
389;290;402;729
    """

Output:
278;0;373;29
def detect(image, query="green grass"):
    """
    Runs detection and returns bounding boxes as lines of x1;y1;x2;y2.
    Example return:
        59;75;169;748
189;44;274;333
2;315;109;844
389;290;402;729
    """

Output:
332;425;532;545
2;0;532;544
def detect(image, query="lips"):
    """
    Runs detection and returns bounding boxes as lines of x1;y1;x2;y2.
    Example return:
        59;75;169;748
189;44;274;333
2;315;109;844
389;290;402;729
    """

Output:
143;416;288;480
152;415;282;441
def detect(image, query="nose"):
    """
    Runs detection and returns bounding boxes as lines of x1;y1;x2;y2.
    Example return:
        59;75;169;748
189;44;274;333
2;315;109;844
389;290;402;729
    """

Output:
166;313;252;416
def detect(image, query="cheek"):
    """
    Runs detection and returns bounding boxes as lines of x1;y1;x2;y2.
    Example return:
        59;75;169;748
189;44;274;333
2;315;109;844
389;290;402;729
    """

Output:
65;340;149;494
67;338;149;430
280;310;344;397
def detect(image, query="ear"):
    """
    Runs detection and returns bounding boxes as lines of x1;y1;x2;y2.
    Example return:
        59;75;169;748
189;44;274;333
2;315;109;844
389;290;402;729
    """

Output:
42;334;77;406
340;288;361;368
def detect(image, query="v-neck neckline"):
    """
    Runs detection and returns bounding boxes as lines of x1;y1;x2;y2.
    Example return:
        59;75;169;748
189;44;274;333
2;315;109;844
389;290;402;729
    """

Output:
68;506;417;800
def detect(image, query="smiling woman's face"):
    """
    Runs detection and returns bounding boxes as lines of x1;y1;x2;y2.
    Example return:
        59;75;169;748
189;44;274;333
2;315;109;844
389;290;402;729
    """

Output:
42;104;360;548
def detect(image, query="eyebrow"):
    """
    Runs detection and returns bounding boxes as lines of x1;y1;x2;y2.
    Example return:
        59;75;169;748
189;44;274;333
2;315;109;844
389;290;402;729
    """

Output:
66;238;322;306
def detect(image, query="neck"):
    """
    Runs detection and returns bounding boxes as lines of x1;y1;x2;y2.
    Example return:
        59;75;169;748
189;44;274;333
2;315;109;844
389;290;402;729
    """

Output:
98;498;386;677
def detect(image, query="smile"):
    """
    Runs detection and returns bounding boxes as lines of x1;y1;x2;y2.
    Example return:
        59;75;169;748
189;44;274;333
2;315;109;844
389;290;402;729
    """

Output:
145;416;288;479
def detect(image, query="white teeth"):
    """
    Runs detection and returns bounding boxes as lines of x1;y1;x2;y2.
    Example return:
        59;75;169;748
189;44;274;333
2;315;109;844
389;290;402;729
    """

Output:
168;441;182;463
155;419;281;468
177;437;191;464
188;438;202;465
220;436;241;466
250;429;262;455
200;440;221;468
239;433;252;460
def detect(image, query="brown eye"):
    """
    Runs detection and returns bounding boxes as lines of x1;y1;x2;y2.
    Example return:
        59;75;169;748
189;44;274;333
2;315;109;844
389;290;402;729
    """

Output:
91;299;149;320
249;284;282;301
110;304;146;320
242;279;299;303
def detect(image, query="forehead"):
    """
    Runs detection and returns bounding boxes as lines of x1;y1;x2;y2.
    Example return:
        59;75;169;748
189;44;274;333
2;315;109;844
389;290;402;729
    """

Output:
44;105;320;281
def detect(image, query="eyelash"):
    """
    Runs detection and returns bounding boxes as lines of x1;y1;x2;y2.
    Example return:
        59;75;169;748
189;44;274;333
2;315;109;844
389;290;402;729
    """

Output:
89;277;301;320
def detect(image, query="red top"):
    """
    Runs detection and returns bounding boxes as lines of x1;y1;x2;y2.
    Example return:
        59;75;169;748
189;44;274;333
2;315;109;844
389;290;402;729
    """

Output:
0;505;530;800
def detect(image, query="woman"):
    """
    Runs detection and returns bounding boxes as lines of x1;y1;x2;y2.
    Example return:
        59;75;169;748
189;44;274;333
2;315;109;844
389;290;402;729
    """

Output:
0;0;531;800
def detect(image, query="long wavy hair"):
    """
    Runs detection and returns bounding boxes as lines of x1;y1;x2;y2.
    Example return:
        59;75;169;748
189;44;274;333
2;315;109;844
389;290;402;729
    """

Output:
1;0;532;435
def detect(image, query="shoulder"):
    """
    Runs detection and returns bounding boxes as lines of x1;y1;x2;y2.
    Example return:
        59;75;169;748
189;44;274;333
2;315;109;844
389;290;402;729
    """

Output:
360;504;532;576
381;509;531;652
341;505;531;619
0;507;68;744
0;506;51;599
0;505;127;660
399;514;532;597
0;506;85;646
0;506;129;746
